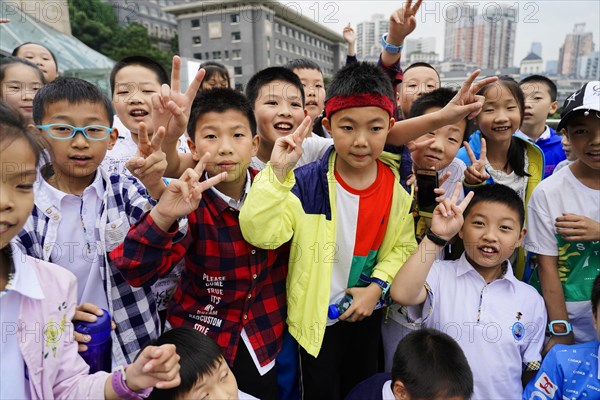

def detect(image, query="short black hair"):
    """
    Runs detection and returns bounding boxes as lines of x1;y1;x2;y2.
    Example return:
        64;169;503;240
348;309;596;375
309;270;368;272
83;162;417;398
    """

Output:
325;61;395;116
12;42;59;72
245;66;305;108
200;61;231;89
592;274;600;316
464;184;526;228
188;88;257;141
145;327;225;400
109;55;169;96
0;56;47;88
409;87;472;142
519;75;558;102
0;100;45;166
404;62;441;81
32;77;114;126
391;328;473;399
285;59;322;74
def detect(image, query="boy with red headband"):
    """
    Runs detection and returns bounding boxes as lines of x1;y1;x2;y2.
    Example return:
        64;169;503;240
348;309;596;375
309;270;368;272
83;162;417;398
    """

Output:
239;62;493;399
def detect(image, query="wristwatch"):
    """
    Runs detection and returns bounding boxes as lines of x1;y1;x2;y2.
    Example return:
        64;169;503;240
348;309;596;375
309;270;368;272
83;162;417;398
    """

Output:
380;33;403;54
112;365;153;400
426;229;449;247
547;320;573;336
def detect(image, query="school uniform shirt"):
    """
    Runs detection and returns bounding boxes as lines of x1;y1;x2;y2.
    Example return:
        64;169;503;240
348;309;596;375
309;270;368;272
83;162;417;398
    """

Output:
525;165;600;343
403;254;546;400
522;341;600;400
110;168;288;369
15;167;187;366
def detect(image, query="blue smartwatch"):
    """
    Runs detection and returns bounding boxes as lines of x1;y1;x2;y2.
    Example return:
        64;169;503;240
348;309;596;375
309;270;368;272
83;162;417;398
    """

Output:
380;33;403;54
547;320;572;336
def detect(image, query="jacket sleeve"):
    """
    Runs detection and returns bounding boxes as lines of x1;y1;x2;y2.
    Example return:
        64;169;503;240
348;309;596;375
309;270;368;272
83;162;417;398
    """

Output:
109;212;191;287
239;165;299;249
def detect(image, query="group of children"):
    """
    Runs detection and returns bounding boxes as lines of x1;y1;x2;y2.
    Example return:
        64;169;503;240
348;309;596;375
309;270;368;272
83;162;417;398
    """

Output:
1;1;599;398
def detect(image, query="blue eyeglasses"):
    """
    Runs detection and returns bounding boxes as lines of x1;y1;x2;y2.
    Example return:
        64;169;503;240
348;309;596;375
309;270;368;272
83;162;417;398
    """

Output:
36;124;113;141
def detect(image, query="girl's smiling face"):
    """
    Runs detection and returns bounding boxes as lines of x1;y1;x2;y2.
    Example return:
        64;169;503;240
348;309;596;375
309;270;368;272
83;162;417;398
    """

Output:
1;64;44;124
477;83;523;142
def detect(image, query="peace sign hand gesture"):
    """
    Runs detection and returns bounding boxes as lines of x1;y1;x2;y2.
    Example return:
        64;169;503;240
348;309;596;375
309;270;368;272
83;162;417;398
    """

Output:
388;0;423;45
463;138;490;185
126;123;168;199
430;183;474;241
270;116;313;183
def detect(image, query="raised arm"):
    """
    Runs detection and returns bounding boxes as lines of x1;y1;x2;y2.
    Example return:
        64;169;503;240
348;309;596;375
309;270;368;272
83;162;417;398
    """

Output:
381;0;422;67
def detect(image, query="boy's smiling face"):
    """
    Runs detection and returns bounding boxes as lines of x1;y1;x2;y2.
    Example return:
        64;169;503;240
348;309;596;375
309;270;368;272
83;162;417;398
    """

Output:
39;100;117;194
189;109;258;186
112;65;162;140
459;201;525;277
565;113;600;171
411;107;465;171
253;79;306;150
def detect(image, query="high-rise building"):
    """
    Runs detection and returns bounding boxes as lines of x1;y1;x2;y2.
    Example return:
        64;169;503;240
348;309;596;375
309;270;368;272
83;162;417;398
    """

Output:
558;23;595;77
444;3;517;69
356;14;389;61
164;0;344;90
577;51;599;80
405;37;436;56
530;42;542;58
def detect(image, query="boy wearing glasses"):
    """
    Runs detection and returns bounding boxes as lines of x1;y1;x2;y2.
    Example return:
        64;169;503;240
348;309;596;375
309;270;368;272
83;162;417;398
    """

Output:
15;77;186;368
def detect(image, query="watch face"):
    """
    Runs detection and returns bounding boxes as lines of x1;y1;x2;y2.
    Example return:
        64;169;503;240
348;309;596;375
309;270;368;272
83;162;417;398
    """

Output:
549;320;571;335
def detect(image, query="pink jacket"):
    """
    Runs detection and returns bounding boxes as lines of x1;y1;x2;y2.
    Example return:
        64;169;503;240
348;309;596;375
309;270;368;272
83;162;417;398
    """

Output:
16;254;109;399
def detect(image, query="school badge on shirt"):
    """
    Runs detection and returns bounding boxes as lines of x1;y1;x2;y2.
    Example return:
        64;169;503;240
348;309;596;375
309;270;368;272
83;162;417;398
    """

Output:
512;311;525;341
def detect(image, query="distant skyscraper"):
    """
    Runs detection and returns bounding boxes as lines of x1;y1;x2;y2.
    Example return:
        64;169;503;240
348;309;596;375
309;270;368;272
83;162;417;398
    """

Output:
356;14;389;61
558;23;595;76
531;42;542;57
444;3;517;69
546;60;558;75
405;37;436;55
577;51;600;79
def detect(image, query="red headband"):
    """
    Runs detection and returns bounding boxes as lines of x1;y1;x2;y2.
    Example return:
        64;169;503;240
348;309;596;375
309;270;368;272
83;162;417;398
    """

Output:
325;93;396;119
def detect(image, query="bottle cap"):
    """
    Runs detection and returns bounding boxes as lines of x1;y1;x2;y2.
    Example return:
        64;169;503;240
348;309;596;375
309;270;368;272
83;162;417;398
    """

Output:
328;304;340;320
74;308;112;345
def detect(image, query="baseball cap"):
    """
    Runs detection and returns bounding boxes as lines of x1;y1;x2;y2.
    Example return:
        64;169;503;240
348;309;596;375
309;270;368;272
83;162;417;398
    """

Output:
557;81;600;131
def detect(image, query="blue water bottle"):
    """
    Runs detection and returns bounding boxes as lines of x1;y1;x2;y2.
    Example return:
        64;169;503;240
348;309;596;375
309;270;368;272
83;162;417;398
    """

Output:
328;294;387;320
74;309;112;373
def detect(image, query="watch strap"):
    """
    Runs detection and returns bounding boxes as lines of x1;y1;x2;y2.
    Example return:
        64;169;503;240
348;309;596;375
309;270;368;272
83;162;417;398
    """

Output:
380;33;403;54
112;365;153;400
426;230;449;247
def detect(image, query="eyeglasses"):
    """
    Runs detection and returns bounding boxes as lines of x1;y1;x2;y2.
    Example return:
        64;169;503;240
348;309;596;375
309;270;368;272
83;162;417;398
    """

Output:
36;124;113;141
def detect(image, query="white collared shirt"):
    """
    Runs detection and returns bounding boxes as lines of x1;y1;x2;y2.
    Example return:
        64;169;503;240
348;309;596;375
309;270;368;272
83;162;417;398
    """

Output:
208;172;275;376
406;253;546;399
0;244;44;399
40;173;109;312
515;126;552;143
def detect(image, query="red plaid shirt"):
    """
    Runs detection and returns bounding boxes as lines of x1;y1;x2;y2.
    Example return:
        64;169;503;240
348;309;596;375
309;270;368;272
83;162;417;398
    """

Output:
110;172;289;367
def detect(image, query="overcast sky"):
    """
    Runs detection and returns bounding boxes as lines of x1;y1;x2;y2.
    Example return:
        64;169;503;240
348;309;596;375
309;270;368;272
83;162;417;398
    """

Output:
285;1;600;65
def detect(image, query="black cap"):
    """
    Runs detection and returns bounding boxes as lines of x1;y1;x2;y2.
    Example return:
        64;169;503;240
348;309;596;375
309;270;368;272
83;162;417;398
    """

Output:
557;81;600;132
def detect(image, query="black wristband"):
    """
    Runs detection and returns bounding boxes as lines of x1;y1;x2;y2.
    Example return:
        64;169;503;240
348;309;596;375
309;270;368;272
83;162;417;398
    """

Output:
426;230;449;247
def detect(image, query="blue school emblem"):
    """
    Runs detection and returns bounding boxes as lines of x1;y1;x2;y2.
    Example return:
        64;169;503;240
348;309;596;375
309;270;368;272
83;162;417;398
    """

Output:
512;321;525;341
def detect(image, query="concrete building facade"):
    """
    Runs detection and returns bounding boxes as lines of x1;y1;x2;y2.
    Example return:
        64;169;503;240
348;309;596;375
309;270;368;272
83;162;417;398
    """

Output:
558;23;595;77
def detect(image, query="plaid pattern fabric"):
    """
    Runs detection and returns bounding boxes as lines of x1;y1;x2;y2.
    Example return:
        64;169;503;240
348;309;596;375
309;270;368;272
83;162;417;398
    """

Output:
110;171;289;367
15;168;187;366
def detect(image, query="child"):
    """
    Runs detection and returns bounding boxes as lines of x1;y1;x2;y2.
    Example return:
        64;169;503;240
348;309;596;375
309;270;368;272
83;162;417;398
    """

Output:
524;81;600;348
522;274;600;399
146;327;257;400
15;77;181;367
239;61;489;399
391;183;546;399
198;61;231;90
111;88;292;399
345;328;473;400
0;101;180;399
517;75;566;176
286;59;327;128
396;62;441;119
554;132;576;172
456;76;545;280
12;42;59;82
0;56;46;124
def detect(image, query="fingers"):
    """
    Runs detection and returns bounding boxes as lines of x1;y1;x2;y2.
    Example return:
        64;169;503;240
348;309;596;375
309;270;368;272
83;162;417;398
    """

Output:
151;126;166;149
471;75;498;94
171;56;181;93
438;171;451;187
75;303;104;321
406;137;435;153
197;172;227;194
186;68;206;99
160;84;172;108
152;93;165;114
193;152;211;176
406;174;416;187
480;137;487;161
460;69;481;95
464;141;477;164
294;116;313;142
137;122;150;148
410;0;423;14
458;188;475;212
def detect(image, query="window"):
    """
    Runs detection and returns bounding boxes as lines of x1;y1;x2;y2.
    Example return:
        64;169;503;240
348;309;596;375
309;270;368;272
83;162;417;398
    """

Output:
235;83;244;92
275;22;280;32
205;52;209;60
212;51;222;60
191;19;200;28
231;31;241;42
234;66;243;75
276;39;281;49
276;54;283;64
193;53;203;60
192;36;201;45
232;49;241;59
230;14;240;24
224;50;229;59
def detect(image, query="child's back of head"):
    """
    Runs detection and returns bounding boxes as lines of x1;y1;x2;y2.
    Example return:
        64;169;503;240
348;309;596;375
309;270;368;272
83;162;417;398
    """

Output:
391;328;473;400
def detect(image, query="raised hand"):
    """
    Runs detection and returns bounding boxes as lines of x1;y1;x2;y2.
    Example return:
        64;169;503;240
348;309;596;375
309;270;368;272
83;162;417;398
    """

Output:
388;0;423;45
445;70;498;122
123;344;181;391
343;23;356;45
151;153;227;230
555;213;600;242
270;116;313;182
152;55;206;143
463;138;490;185
430;183;474;241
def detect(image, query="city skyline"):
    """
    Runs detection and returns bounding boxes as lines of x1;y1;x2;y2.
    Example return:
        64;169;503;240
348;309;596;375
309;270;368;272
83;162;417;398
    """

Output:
289;1;599;67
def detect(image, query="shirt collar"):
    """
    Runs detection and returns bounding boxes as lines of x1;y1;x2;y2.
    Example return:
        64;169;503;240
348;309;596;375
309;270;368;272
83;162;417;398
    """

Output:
41;167;104;207
456;253;517;292
515;126;551;142
208;170;251;210
4;243;44;300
